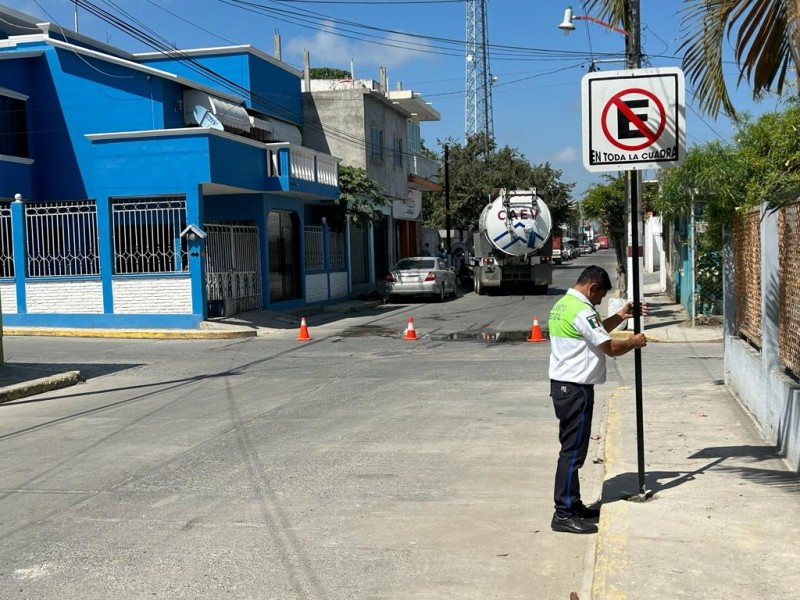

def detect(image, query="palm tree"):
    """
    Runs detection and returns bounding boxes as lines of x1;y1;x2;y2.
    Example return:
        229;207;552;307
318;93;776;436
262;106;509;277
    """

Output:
584;0;800;117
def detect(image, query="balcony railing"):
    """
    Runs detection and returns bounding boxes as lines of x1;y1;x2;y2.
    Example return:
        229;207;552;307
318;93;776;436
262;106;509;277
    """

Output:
266;142;339;188
408;153;440;183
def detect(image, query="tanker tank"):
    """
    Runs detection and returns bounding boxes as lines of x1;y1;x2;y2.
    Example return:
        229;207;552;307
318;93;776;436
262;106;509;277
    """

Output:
477;192;552;257
470;189;554;295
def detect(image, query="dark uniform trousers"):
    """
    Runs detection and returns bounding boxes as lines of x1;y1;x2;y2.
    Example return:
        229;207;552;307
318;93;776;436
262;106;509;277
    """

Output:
550;379;595;518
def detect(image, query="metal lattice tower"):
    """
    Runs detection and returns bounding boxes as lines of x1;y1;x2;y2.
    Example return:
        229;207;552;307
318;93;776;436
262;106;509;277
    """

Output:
464;0;494;142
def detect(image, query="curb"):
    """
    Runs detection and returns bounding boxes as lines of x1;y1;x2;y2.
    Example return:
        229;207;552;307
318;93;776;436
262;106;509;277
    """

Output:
2;328;257;340
591;387;627;600
609;330;723;344
0;370;82;403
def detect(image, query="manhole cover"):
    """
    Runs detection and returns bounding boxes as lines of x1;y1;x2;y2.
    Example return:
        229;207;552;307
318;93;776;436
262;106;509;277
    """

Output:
339;325;398;337
434;330;547;343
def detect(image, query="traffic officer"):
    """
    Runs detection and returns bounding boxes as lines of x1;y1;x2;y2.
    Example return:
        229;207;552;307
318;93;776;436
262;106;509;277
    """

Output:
548;265;647;534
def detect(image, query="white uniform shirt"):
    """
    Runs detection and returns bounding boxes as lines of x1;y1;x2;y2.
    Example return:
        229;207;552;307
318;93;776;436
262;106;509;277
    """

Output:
548;289;611;385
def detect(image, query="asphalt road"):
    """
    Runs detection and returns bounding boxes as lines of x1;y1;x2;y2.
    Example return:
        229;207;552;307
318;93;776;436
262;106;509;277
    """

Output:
0;251;617;600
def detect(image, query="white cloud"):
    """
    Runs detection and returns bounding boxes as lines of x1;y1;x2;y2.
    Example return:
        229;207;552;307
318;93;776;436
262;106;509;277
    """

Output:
284;23;434;74
553;146;579;163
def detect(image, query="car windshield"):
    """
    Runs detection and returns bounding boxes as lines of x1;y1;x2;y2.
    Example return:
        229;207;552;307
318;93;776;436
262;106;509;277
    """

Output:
395;258;436;270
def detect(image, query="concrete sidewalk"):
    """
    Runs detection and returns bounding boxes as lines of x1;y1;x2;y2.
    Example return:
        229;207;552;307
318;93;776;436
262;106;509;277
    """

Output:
607;273;723;344
593;376;800;599
589;280;800;599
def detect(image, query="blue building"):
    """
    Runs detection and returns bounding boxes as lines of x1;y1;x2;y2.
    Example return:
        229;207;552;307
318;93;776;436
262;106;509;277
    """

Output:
0;6;342;329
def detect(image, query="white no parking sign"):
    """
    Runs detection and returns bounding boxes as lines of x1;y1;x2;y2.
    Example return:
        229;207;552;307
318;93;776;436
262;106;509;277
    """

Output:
582;67;685;172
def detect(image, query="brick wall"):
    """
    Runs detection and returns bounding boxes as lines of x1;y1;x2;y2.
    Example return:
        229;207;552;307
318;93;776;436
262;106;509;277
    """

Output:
0;283;17;314
306;272;328;303
26;280;103;313
113;277;192;314
331;271;348;299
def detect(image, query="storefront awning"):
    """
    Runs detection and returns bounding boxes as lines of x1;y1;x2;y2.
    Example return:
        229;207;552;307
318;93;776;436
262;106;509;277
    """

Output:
250;115;303;145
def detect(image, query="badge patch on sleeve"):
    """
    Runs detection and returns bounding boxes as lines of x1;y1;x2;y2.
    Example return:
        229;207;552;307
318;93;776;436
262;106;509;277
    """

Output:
586;315;601;329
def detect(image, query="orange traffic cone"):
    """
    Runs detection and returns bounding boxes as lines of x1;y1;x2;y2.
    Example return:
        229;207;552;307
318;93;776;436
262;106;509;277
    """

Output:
527;315;547;343
403;316;419;340
297;316;312;341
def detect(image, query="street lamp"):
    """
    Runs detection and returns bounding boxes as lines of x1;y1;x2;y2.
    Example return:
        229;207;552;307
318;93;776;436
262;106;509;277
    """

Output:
558;6;628;37
556;3;643;304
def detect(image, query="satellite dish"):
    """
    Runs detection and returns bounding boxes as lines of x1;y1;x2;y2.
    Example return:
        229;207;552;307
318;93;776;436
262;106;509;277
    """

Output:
193;105;223;131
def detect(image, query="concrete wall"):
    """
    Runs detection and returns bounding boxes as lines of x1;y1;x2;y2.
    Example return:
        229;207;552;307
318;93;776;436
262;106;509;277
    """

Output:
644;214;663;274
303;88;407;201
362;94;409;201
724;204;800;471
302;89;367;161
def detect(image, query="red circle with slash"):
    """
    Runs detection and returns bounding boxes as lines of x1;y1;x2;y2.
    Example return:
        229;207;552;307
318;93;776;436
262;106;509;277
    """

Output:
601;88;666;152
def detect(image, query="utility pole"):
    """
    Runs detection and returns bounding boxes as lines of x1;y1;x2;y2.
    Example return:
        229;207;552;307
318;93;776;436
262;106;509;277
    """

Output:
444;145;451;252
623;0;650;501
625;0;643;302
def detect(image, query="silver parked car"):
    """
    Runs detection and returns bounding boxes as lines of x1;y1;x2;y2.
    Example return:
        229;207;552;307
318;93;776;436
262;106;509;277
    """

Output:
385;256;457;302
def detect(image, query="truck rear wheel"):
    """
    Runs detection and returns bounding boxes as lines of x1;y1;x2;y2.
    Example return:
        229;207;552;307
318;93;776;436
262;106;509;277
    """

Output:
475;277;485;295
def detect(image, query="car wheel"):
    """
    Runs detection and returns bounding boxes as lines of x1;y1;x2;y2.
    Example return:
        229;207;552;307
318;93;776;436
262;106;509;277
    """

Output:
475;277;484;296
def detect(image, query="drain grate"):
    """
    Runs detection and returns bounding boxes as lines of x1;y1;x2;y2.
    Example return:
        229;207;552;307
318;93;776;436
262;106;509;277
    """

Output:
339;325;398;337
434;330;546;343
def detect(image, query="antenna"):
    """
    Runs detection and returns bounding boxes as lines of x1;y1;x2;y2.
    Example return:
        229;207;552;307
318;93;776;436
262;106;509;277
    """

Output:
192;105;224;131
465;0;494;148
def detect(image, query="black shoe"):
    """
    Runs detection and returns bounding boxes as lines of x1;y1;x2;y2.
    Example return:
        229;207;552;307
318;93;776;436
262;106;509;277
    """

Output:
574;503;601;520
551;514;598;534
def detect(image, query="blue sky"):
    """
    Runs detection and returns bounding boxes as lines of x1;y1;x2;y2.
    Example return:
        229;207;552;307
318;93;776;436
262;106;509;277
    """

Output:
6;0;777;197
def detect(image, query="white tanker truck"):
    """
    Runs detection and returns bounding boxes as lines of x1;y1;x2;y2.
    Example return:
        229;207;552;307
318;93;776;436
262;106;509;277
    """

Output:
468;189;553;295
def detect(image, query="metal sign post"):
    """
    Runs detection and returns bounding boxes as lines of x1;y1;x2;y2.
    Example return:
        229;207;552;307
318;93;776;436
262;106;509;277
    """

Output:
628;170;646;497
582;65;685;499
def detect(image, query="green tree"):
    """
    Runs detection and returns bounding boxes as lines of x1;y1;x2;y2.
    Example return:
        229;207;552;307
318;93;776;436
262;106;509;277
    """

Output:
656;140;744;251
582;174;628;292
530;163;578;231
580;173;659;294
337;164;388;226
657;100;800;249
586;0;800;117
309;67;352;79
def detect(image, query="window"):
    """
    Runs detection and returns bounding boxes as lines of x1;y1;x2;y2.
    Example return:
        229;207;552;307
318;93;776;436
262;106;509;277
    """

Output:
112;196;188;274
370;127;384;160
0;95;28;158
393;136;403;168
407;121;421;154
25;201;99;277
304;225;324;272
